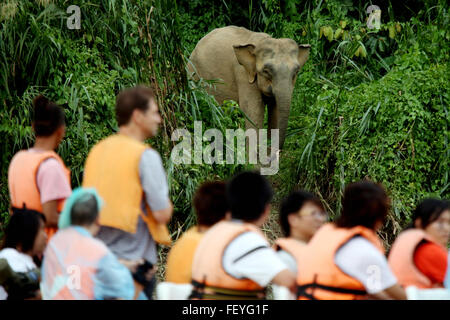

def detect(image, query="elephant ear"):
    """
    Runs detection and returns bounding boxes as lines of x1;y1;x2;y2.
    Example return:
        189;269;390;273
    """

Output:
233;44;257;84
298;44;311;68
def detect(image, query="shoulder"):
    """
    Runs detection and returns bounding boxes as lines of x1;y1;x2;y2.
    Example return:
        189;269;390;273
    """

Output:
0;248;20;260
335;236;391;275
224;231;271;261
74;230;110;257
0;248;36;272
87;237;110;255
140;148;162;164
343;235;382;250
336;236;386;262
172;227;203;250
230;231;269;247
38;157;63;171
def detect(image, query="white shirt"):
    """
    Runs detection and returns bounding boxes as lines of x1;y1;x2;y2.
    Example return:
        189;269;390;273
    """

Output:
334;236;397;294
0;248;37;300
276;250;298;274
222;229;288;287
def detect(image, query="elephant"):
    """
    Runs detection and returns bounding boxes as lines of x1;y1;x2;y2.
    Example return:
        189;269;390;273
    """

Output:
188;26;311;150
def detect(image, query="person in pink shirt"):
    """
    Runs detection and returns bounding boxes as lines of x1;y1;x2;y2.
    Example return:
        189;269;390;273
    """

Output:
8;95;72;242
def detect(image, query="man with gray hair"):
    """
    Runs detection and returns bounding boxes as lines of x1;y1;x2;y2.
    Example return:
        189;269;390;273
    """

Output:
40;188;135;300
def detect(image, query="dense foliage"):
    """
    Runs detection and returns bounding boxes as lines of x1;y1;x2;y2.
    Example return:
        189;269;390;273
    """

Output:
0;0;448;245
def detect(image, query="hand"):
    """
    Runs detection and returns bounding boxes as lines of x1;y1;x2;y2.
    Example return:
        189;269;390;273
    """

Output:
144;264;157;281
119;259;145;273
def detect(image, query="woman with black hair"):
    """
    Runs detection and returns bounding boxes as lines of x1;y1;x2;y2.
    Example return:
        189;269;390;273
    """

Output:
389;198;450;289
296;180;406;300
8;95;72;241
275;190;327;274
0;210;47;299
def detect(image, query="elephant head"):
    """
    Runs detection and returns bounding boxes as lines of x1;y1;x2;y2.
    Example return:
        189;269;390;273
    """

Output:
233;39;310;148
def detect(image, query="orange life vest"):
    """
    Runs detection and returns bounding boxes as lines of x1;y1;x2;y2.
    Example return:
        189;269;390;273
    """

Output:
165;226;204;284
190;220;267;299
296;223;385;300
274;237;306;263
8;149;71;239
388;229;439;289
82;134;171;245
41;227;109;299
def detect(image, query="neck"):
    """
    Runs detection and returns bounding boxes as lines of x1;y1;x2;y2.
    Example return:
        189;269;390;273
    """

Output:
75;224;98;236
197;225;209;233
119;125;147;142
289;231;310;243
16;246;33;257
33;136;56;151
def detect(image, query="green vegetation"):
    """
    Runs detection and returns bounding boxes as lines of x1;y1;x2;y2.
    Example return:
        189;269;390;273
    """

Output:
1;0;448;245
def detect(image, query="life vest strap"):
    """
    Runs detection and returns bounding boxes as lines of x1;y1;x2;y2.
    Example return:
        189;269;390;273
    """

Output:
297;282;367;300
190;280;266;300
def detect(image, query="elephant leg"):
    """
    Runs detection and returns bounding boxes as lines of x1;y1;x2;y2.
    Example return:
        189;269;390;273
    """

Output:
238;91;264;165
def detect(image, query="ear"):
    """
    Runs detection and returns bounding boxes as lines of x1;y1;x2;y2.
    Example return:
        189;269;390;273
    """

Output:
287;214;298;228
233;44;257;84
298;44;311;68
131;108;142;124
414;218;422;229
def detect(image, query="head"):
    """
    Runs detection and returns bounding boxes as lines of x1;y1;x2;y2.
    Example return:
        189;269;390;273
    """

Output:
411;198;450;247
2;210;47;257
280;190;327;242
336;180;390;231
226;171;273;226
193;181;229;229
71;193;99;224
58;187;102;235
32;95;66;148
233;39;310;147
115;86;161;138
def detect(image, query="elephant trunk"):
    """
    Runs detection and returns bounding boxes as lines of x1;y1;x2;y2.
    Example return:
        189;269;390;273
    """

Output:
271;84;293;149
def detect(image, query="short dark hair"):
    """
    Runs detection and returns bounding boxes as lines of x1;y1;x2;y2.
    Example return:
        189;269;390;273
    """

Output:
336;180;389;229
115;86;155;126
70;194;99;226
279;190;324;237
32;95;65;136
226;171;273;222
2;211;45;253
193;181;229;226
409;198;450;229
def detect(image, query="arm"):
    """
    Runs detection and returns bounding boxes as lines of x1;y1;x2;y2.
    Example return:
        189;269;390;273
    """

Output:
445;252;450;289
271;269;297;293
139;149;172;224
41;200;59;227
95;252;135;300
223;232;293;291
335;236;405;300
152;200;173;224
37;158;72;227
369;283;406;300
413;241;448;286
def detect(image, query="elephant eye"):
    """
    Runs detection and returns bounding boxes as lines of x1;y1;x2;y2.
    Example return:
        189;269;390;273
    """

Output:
262;68;272;78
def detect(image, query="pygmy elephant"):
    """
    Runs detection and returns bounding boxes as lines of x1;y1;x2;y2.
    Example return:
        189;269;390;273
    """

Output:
188;26;311;149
